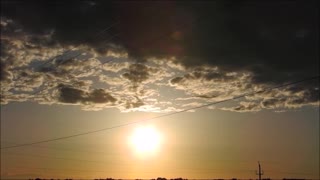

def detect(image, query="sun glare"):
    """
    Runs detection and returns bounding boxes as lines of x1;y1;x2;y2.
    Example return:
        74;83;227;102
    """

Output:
129;126;162;155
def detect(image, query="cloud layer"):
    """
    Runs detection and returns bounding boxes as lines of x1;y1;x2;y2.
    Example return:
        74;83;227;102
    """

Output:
1;1;319;112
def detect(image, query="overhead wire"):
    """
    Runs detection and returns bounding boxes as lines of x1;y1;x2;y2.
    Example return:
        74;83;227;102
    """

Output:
1;75;319;149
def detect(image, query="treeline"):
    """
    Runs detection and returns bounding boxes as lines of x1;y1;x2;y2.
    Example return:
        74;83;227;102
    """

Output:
95;178;187;180
29;178;187;180
29;178;308;180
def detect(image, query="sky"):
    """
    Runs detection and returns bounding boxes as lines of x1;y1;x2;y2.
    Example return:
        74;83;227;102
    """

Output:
0;0;319;179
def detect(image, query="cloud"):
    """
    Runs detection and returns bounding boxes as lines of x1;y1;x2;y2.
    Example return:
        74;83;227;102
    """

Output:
122;63;150;84
0;58;13;84
12;70;44;92
169;67;251;100
182;102;204;108
259;87;319;109
1;1;319;113
2;1;317;78
58;85;85;104
0;21;173;112
169;66;319;112
220;102;261;113
124;96;145;110
261;98;285;109
87;89;117;104
102;62;129;73
57;84;117;105
121;62;174;90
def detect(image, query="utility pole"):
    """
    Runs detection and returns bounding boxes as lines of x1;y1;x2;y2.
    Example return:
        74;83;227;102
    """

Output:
256;161;264;180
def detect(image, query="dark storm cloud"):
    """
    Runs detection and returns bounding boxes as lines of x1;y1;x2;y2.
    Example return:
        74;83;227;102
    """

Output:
121;63;169;89
1;1;190;58
170;76;184;85
182;1;318;89
2;0;113;45
122;64;150;84
58;84;117;104
3;0;317;84
58;85;85;104
87;89;117;104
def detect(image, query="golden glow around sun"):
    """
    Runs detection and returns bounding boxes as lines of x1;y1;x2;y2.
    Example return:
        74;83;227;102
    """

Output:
129;126;162;155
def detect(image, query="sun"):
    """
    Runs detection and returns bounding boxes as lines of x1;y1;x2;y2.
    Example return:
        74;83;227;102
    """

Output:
129;126;162;155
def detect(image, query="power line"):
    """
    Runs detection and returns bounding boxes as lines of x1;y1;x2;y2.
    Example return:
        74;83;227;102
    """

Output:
1;75;319;149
